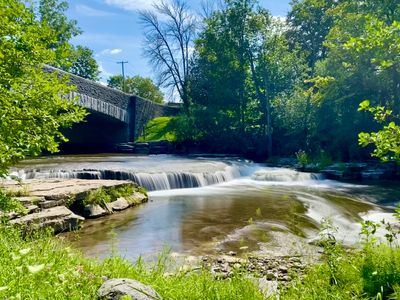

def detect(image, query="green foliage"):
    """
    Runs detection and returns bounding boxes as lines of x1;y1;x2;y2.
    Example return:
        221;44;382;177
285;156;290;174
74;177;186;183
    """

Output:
0;0;87;176
83;185;147;207
83;188;111;207
108;185;135;200
281;211;400;300
68;46;100;80
295;150;309;168
107;75;164;103
0;225;265;299
0;189;26;216
137;117;177;142
359;101;400;163
35;0;99;79
286;0;338;69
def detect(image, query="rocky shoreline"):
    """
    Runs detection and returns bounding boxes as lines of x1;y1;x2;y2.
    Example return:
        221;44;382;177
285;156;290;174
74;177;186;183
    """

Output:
0;179;148;233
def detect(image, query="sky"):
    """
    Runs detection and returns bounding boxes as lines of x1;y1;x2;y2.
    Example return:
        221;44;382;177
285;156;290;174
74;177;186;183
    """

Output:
67;0;291;87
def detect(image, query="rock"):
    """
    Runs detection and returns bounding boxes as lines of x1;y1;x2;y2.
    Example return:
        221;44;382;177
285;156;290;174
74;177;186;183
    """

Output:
126;192;148;206
278;266;288;273
25;205;39;214
228;251;237;256
83;204;109;218
15;196;44;206
258;277;278;298
9;206;84;233
38;199;66;209
98;278;162;300
108;198;130;211
266;271;276;280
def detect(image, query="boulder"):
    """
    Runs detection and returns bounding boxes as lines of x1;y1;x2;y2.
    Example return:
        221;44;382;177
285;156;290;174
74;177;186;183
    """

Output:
98;278;162;300
126;192;148;206
83;204;109;218
108;198;130;212
9;206;84;233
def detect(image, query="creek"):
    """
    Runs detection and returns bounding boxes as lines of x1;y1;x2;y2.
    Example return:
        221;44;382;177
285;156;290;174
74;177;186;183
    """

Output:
11;154;400;261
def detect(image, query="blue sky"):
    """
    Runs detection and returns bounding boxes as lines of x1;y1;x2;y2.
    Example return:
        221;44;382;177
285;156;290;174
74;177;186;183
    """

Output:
67;0;291;86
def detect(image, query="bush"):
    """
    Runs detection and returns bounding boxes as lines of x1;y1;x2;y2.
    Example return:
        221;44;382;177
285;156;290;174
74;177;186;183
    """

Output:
0;189;27;216
83;188;111;207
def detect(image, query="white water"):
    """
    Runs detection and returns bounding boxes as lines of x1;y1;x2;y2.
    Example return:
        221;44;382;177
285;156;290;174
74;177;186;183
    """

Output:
18;154;395;259
10;155;330;191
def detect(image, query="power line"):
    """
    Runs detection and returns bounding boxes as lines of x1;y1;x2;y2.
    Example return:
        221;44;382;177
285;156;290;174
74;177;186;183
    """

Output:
117;61;128;92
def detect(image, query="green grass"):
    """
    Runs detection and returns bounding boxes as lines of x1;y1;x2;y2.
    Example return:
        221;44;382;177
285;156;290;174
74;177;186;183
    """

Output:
0;189;27;216
83;185;148;208
0;225;265;299
83;188;111;207
137;116;177;142
280;218;400;300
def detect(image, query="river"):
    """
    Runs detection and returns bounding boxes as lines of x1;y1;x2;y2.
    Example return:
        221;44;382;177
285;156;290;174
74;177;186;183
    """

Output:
11;154;400;261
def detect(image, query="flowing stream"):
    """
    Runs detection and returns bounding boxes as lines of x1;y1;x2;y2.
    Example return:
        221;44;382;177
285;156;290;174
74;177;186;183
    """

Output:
11;154;400;261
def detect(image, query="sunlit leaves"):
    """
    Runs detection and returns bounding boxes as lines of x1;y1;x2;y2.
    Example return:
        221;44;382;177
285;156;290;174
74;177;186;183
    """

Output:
0;0;87;176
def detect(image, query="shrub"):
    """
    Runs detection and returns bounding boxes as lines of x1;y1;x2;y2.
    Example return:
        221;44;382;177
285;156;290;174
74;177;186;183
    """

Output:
83;188;111;207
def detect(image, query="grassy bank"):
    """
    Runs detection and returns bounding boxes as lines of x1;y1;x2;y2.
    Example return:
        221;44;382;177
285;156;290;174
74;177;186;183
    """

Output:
282;218;400;300
0;225;265;299
137;116;177;142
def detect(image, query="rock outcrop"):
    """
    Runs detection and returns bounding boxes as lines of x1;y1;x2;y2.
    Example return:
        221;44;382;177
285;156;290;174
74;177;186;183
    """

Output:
9;206;84;233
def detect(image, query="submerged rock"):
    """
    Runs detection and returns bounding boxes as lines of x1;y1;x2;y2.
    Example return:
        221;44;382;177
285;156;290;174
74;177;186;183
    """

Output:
98;278;162;300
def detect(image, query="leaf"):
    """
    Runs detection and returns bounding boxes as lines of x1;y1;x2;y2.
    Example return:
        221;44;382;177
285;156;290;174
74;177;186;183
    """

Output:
358;100;370;111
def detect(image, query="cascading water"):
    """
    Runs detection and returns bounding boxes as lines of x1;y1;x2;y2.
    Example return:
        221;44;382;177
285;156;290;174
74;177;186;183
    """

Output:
10;154;399;260
10;158;250;191
251;167;324;182
9;156;330;191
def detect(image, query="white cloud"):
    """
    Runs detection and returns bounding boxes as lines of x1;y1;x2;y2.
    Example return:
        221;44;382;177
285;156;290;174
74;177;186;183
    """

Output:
110;49;123;55
104;0;156;12
97;48;123;56
98;62;113;82
76;4;114;17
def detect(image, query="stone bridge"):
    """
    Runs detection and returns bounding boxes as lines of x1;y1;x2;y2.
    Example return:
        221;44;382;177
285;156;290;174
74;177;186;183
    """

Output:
44;66;179;151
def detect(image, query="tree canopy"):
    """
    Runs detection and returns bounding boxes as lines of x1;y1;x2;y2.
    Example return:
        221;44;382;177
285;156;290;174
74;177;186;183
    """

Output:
107;75;165;103
0;0;87;176
35;0;100;80
155;0;400;162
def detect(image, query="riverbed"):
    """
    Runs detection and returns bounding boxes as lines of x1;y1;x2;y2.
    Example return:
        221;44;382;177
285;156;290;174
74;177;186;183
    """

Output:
11;154;400;261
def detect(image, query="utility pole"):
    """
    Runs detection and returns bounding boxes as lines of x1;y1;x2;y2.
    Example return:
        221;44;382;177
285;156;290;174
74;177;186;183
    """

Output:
117;61;128;92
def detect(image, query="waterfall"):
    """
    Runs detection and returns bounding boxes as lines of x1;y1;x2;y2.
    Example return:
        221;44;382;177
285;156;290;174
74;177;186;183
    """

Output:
251;168;324;182
10;165;244;191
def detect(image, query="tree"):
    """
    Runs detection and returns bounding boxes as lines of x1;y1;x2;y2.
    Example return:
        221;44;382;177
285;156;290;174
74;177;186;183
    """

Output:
359;101;400;162
68;46;100;80
36;0;100;80
297;1;400;160
0;0;87;176
139;0;197;110
286;0;339;71
107;75;165;103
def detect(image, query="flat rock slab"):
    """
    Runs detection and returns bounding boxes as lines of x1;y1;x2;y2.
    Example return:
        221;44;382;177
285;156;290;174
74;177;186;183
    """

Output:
98;278;162;300
10;206;84;233
1;179;133;202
